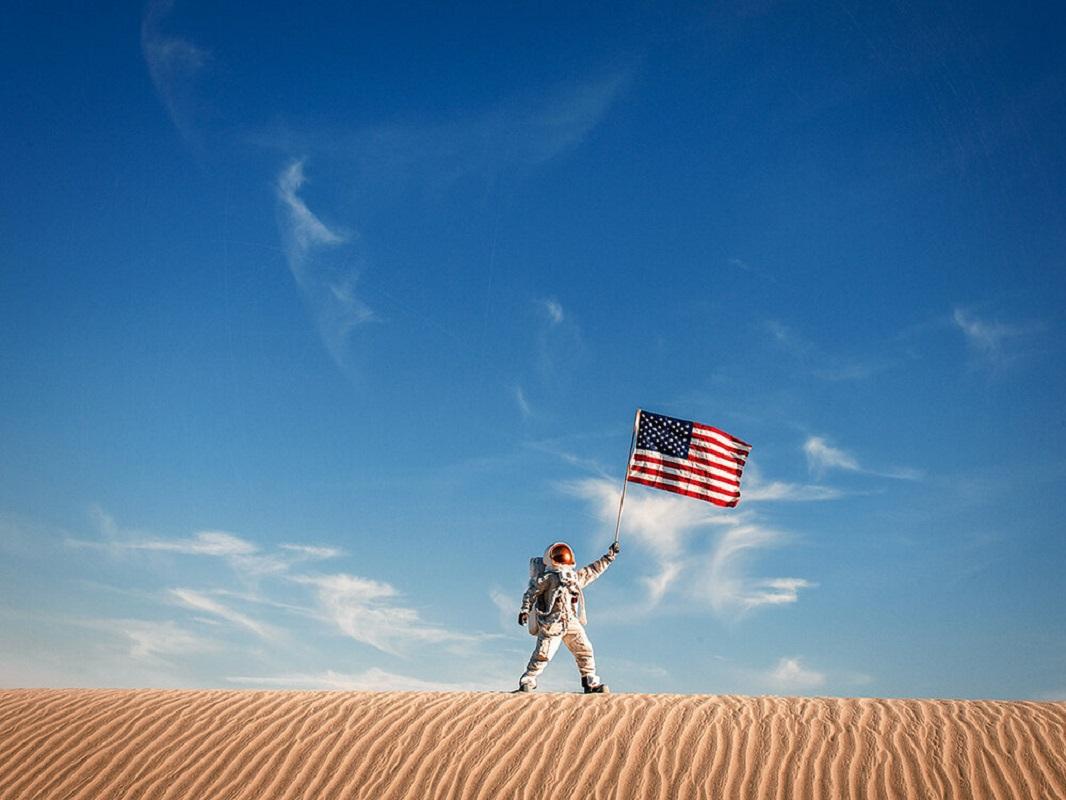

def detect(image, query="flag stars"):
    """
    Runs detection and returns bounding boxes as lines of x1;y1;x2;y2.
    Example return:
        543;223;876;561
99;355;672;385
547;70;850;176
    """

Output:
637;411;693;458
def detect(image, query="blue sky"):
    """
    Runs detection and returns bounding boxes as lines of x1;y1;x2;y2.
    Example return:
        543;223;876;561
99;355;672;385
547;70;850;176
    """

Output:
2;0;1064;698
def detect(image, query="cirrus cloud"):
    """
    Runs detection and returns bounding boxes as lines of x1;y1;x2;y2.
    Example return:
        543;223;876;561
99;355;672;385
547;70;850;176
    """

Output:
563;477;815;617
276;159;376;372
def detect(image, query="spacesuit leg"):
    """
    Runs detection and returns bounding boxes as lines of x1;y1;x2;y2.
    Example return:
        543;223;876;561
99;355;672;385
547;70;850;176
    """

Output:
562;622;599;684
520;633;561;688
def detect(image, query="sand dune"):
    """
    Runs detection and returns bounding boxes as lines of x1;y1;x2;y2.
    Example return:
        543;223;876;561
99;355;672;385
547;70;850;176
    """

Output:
1;690;1064;799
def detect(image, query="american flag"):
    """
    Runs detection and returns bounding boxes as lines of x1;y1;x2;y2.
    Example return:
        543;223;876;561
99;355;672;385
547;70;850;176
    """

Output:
626;410;752;507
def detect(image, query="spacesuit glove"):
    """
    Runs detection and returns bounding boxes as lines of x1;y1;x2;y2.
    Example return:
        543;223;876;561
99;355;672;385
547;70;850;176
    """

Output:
518;611;529;626
609;541;621;555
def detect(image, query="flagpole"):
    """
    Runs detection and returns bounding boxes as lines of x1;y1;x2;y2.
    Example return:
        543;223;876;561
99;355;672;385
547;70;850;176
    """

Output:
612;408;641;544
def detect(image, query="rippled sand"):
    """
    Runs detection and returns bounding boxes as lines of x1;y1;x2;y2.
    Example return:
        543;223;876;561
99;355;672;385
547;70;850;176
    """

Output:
2;689;1064;799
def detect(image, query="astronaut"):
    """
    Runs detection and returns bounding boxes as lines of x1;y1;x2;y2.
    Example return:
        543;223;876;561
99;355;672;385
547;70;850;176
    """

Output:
517;540;620;693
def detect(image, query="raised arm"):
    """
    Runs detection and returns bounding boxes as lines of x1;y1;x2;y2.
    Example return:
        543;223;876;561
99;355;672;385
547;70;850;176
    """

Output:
576;542;621;588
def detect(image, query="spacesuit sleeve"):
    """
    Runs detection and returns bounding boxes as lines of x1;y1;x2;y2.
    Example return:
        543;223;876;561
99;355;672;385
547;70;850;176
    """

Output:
520;576;546;614
576;550;616;588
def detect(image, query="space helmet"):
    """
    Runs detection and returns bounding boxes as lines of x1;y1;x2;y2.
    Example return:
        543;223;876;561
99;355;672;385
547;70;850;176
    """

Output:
544;541;576;570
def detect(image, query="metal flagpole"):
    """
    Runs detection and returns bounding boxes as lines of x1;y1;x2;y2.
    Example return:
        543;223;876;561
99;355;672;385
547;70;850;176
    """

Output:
612;408;641;544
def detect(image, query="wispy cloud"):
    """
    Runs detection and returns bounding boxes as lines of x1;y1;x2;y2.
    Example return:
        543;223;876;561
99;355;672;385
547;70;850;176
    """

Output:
765;320;890;381
763;657;827;692
513;385;533;418
641;562;683;605
541;298;565;325
254;72;630;182
803;436;860;475
522;438;610;477
804;436;921;481
729;257;755;272
279;543;344;559
742;480;845;502
19;511;494;688
698;525;815;614
258;75;624;386
565;477;723;605
489;588;520;632
276;159;375;372
276;160;346;252
120;531;257;557
293;573;483;657
564;477;814;616
170;588;280;640
534;295;584;382
741;462;844;502
727;256;779;284
952;307;1040;369
141;0;209;142
228;668;481;692
69;516;342;579
93;618;219;662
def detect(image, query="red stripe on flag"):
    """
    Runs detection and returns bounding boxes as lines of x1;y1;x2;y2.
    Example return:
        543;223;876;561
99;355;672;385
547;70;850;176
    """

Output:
626;475;740;508
689;434;748;461
628;465;741;498
693;422;752;450
627;465;741;497
680;450;744;474
630;453;740;487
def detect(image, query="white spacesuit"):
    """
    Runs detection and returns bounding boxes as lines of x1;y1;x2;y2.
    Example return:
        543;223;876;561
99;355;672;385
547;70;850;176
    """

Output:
517;540;620;693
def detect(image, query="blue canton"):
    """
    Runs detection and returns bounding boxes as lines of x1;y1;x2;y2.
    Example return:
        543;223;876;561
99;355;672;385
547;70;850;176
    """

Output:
636;411;693;459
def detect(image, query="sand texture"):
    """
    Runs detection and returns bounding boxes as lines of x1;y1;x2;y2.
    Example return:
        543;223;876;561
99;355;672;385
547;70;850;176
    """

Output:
2;690;1065;799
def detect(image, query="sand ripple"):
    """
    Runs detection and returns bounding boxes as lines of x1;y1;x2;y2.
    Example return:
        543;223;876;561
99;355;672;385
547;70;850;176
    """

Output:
1;690;1064;799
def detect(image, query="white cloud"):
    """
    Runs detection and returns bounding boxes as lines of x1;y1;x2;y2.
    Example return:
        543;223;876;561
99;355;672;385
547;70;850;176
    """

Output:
276;159;375;371
953;308;1012;352
567;477;728;558
641;562;682;605
294;573;482;657
141;0;209;142
517;73;629;164
227;668;481;692
742;577;815;607
742;480;844;502
565;478;813;616
513;385;533;418
741;462;844;502
72;617;220;663
170;588;278;640
542;298;565;325
125;530;257;557
764;657;826;692
69;521;337;579
522;439;609;477
803;436;860;476
765;320;888;381
65;512;496;673
490;588;522;632
533;295;584;382
700;525;814;613
804;436;921;481
276;160;346;254
564;477;725;605
279;543;344;560
952;307;1037;368
255;71;629;180
112;619;218;661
